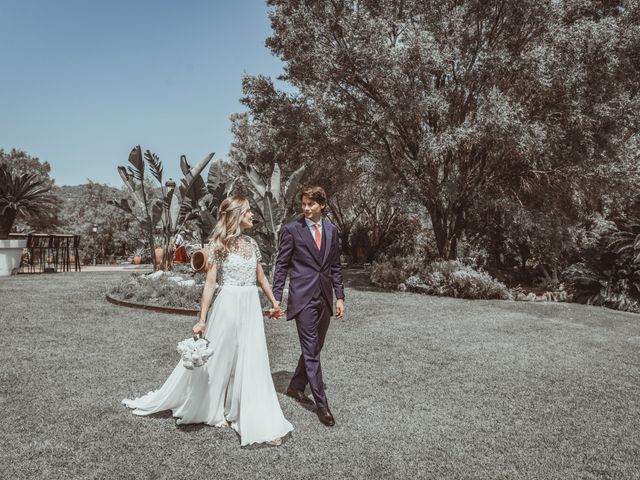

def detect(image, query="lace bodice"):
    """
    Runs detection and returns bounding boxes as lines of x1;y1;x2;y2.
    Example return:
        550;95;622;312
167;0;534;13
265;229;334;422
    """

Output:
206;235;262;286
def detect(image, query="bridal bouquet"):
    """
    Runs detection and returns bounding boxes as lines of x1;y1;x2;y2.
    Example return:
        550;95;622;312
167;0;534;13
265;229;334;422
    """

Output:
176;336;214;370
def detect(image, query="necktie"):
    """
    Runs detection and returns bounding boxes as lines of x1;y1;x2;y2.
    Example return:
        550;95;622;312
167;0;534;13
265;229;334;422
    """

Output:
314;224;321;250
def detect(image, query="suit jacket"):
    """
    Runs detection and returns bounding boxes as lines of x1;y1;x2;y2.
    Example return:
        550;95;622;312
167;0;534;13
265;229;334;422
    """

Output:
272;217;345;320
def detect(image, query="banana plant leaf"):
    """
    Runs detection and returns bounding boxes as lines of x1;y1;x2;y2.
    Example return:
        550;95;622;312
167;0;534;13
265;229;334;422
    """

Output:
270;163;281;203
224;177;239;196
169;152;215;231
241;162;267;198
200;210;217;242
184;153;215;185
163;187;175;212
127;146;145;181
284;164;306;206
117;166;146;209
262;191;279;240
144;150;163;184
106;198;133;214
178;182;207;230
207;182;226;201
206;161;222;189
150;199;164;229
179;154;190;175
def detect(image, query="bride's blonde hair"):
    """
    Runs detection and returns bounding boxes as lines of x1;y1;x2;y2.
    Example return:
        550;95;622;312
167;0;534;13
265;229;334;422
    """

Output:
209;195;250;255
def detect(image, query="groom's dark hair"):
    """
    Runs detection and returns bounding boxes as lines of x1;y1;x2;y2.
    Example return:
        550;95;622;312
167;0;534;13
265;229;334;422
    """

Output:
300;185;327;210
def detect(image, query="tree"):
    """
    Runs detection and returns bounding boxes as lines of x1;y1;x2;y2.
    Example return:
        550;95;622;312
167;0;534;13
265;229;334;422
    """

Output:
109;146;214;271
0;165;58;238
265;0;640;259
0;149;55;190
325;158;419;261
56;182;144;263
230;74;367;249
0;149;60;231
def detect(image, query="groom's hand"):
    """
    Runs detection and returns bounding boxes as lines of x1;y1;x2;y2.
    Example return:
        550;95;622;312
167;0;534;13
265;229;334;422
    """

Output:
265;302;285;320
336;299;345;318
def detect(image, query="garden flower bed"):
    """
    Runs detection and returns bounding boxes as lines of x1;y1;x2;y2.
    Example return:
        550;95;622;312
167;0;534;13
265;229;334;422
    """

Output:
108;270;205;311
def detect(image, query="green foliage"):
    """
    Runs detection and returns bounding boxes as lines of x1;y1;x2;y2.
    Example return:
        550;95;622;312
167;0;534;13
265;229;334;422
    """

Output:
0;164;58;238
0;148;55;190
174;154;239;248
609;216;640;265
240;161;305;273
417;260;513;300
370;255;511;300
182;160;238;247
563;212;640;313
109;273;204;309
465;194;579;277
368;259;407;290
108;146;215;270
231;75;352;190
0;149;60;232
56;182;144;263
350;214;421;262
368;254;424;289
259;0;640;260
231;74;364;257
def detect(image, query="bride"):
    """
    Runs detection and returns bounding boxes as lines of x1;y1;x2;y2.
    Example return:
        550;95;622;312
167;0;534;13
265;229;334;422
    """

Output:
122;196;293;446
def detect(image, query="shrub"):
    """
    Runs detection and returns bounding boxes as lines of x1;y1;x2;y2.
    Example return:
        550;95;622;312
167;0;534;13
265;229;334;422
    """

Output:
563;212;640;313
369;254;425;289
109;272;203;309
421;260;512;300
456;240;490;270
370;256;511;300
369;260;406;289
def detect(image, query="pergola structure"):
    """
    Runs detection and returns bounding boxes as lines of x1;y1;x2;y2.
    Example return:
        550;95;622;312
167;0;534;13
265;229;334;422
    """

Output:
10;233;82;273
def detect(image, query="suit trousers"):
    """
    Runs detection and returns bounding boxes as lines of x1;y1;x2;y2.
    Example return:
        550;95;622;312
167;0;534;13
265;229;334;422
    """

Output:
289;285;331;409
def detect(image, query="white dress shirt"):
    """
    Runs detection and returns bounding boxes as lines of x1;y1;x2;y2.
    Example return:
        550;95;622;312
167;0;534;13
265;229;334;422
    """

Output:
304;217;323;241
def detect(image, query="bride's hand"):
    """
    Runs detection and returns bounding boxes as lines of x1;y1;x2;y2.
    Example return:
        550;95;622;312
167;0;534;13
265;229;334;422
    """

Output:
192;322;206;336
265;305;284;319
271;304;284;320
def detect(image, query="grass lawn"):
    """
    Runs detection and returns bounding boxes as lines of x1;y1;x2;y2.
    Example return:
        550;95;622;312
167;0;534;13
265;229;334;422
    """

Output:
1;270;639;479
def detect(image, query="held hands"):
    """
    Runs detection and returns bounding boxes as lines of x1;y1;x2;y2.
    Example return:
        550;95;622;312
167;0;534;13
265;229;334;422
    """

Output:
264;302;285;320
336;299;345;319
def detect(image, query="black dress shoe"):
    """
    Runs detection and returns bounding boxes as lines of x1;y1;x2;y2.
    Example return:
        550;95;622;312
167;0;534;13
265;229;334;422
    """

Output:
286;387;314;406
316;407;335;427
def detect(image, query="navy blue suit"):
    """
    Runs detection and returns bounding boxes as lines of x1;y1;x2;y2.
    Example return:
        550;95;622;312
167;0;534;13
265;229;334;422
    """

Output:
272;217;344;408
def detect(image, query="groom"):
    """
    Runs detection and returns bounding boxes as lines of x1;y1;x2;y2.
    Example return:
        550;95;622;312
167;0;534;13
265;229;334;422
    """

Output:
272;186;345;427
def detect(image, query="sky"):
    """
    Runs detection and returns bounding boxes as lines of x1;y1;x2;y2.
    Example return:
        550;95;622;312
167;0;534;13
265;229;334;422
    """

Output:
0;0;286;186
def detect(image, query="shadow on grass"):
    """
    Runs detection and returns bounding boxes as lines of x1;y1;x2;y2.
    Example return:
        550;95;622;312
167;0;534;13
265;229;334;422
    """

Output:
272;370;294;395
342;268;385;293
272;370;316;413
176;422;207;433
145;410;208;432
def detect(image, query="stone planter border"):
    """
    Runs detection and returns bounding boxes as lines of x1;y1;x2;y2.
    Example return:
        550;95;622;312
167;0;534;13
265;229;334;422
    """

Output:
105;294;198;316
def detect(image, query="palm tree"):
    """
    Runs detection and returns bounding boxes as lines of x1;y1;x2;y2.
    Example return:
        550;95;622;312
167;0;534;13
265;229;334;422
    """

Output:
0;164;57;239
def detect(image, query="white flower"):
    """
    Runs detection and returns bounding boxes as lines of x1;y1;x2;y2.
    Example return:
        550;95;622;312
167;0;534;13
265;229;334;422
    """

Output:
177;336;214;369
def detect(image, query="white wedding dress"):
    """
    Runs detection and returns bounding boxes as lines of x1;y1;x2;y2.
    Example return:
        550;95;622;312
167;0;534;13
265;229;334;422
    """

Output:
122;235;293;446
